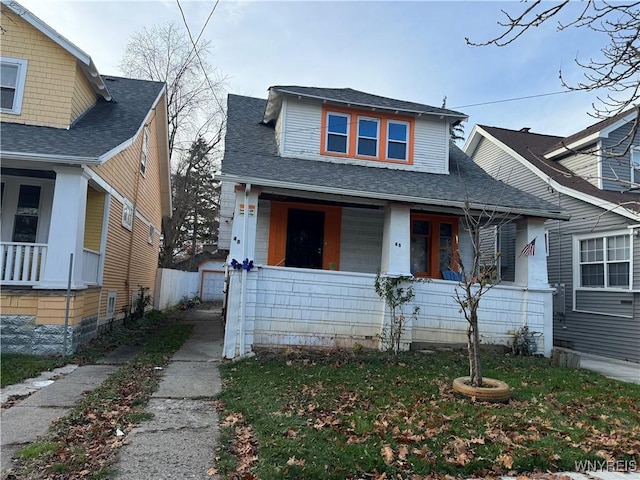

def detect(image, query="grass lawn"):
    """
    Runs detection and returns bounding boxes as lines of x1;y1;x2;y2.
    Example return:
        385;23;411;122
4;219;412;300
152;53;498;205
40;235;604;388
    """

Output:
1;354;70;388
216;349;640;479
1;311;167;389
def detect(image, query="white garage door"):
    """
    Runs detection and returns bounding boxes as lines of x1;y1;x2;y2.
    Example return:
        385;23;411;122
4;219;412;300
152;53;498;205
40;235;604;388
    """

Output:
201;270;225;301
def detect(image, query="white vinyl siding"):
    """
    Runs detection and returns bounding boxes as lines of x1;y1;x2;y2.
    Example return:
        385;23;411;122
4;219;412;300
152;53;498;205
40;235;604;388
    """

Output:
412;116;449;173
339;208;384;273
279;98;449;173
217;181;236;250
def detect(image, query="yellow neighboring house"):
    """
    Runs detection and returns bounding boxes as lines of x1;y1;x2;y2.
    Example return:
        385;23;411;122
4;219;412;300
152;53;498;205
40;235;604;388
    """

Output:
0;0;172;354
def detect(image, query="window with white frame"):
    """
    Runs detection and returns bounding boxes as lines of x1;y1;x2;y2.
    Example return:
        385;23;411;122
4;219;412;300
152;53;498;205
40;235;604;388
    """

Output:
387;121;408;161
1;57;28;114
106;291;117;320
326;112;350;154
122;199;134;230
631;146;640;191
140;127;149;175
577;233;630;288
357;117;379;157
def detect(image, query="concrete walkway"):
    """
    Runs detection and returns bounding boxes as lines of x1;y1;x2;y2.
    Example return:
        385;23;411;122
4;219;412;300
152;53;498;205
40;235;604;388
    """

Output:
110;308;224;479
575;350;640;384
0;307;224;478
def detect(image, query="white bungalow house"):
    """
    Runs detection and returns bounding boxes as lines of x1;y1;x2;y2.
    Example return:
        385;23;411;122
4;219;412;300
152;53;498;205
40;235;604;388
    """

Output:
216;86;569;359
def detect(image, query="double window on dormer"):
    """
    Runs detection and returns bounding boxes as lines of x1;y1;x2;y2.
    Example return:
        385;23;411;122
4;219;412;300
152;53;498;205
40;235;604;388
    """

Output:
322;107;413;164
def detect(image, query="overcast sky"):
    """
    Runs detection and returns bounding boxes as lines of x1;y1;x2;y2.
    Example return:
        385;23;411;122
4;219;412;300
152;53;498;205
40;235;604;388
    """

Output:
17;0;611;139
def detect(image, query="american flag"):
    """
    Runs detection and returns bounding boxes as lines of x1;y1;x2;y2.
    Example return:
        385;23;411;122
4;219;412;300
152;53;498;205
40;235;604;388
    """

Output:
520;238;536;257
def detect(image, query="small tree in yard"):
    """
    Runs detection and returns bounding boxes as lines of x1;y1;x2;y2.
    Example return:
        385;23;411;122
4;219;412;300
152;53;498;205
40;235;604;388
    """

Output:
453;201;507;388
374;273;419;359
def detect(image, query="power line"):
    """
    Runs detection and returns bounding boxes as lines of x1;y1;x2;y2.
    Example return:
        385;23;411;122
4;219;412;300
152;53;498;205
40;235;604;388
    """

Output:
451;90;570;109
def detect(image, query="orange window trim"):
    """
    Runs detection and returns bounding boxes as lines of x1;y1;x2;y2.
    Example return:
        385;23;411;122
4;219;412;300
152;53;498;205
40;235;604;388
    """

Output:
410;213;459;278
267;201;342;270
320;105;415;165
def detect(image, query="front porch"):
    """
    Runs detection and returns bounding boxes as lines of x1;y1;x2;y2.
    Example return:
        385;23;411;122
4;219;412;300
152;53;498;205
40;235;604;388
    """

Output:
223;266;552;358
1;165;107;290
1;243;101;287
221;186;554;359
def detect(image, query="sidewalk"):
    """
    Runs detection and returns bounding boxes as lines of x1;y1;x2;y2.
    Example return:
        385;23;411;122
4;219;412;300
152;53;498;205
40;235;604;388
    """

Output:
0;307;224;478
573;350;640;385
110;307;224;479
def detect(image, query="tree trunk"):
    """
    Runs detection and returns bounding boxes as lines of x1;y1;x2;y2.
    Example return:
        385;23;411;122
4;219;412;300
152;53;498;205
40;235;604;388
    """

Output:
468;311;483;387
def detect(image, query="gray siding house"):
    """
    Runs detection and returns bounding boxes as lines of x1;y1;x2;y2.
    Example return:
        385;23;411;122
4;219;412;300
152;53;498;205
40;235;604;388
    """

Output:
464;111;640;363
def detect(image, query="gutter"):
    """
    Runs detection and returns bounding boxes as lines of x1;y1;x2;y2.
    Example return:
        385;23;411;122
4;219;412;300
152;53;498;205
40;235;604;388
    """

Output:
0;151;100;164
216;172;570;221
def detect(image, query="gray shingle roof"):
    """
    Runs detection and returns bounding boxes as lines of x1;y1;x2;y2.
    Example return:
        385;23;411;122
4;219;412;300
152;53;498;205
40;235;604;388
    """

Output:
1;76;164;159
270;86;467;119
480;125;640;214
221;94;568;219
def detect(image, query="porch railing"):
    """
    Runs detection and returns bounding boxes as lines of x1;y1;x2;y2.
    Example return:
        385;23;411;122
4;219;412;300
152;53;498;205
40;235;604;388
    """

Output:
1;242;47;286
82;248;101;285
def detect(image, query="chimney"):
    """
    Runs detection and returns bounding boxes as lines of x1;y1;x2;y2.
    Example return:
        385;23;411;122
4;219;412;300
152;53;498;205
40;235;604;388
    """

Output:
520;127;531;133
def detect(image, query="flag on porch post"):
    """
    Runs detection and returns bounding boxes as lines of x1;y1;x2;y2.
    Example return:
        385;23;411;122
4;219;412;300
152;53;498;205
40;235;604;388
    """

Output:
519;237;536;257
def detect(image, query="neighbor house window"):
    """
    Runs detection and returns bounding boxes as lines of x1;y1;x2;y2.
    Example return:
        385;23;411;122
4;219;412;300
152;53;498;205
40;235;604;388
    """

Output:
321;105;414;164
631;146;640;189
326;112;349;154
148;224;155;244
140;127;149;175
410;213;458;278
122;199;134;231
12;185;41;243
387;121;408;161
357;117;379;157
577;233;630;288
1;57;28;114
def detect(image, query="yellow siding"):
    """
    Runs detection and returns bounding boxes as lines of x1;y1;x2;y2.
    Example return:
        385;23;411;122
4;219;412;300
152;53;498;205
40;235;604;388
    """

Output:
0;289;100;326
84;188;105;251
82;289;100;318
0;7;93;128
71;64;96;122
91;99;166;322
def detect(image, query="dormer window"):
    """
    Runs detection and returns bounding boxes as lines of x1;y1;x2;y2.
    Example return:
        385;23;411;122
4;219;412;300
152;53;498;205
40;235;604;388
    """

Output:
387;121;408;161
326;113;349;154
1;57;28;115
321;105;414;164
357;118;379;157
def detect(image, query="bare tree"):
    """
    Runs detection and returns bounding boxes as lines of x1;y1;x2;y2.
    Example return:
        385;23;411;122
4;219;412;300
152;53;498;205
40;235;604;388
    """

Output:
119;22;226;267
160;136;221;268
467;1;640;119
118;21;225;160
453;202;512;387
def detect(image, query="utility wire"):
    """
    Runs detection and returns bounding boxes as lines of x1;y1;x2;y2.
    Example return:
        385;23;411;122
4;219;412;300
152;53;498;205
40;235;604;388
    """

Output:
451;90;570;109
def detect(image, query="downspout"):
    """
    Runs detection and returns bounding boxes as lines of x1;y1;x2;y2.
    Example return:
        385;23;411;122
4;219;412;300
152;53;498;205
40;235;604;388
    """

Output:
238;183;251;356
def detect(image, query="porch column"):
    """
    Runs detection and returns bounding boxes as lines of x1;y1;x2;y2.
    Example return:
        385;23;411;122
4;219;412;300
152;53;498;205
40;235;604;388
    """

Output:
515;218;553;356
514;218;548;288
227;184;260;263
40;167;89;289
224;184;260;359
380;203;411;276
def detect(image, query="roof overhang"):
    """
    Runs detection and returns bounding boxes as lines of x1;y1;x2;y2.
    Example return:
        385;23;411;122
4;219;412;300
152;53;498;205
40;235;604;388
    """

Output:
466;125;640;222
544;110;638;159
0;150;100;165
263;86;469;125
1;0;111;101
217;172;569;221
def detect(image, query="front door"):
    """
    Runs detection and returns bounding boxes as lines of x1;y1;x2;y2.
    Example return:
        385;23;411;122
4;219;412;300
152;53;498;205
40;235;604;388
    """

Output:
286;209;324;269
